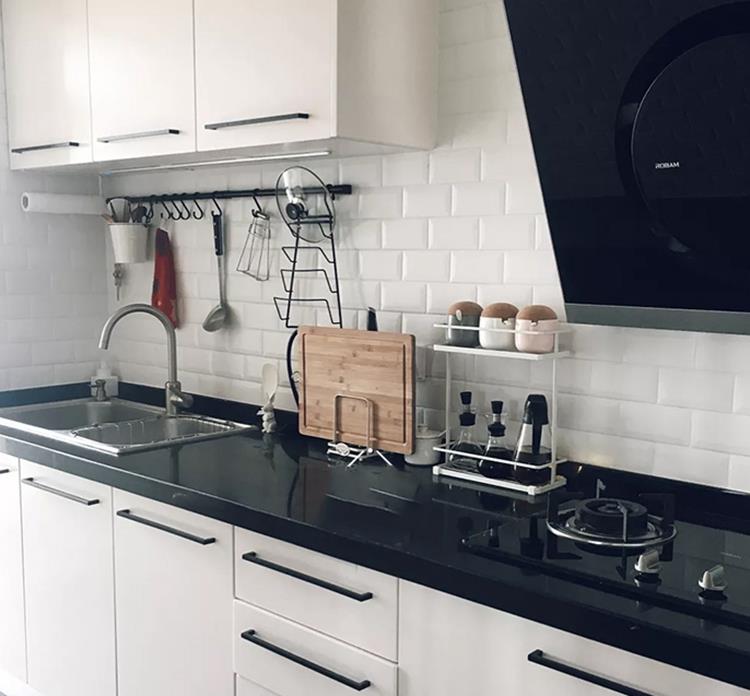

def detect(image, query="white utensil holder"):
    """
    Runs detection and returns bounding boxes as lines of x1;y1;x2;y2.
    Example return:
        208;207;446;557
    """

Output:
109;223;149;264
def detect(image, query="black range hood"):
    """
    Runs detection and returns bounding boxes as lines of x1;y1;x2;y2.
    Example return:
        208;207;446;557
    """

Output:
504;0;750;334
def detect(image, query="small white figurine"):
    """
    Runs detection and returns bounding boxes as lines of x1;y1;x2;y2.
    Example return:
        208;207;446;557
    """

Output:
258;363;279;434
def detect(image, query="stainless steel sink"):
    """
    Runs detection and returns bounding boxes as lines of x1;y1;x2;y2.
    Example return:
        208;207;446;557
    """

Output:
0;398;254;455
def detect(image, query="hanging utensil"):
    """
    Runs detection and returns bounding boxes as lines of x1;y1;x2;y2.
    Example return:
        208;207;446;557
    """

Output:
202;209;229;332
237;198;271;280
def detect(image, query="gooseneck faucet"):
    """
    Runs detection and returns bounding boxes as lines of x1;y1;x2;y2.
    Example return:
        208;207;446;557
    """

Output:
98;304;193;416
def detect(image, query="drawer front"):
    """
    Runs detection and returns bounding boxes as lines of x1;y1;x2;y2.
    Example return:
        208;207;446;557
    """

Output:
234;600;397;696
235;529;397;660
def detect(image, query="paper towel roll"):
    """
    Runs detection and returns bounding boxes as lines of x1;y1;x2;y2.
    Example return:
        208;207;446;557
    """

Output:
21;192;105;215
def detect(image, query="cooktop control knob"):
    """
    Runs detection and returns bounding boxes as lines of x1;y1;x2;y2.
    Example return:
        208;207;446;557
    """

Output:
635;548;661;575
698;565;728;593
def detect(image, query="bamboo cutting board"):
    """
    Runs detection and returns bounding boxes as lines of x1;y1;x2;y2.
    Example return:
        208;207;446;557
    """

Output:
298;327;415;454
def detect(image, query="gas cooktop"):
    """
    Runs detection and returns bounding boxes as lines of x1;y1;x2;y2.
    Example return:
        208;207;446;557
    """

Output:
461;472;750;631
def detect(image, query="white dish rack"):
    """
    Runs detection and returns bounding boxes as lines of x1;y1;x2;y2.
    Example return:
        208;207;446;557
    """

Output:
431;322;572;496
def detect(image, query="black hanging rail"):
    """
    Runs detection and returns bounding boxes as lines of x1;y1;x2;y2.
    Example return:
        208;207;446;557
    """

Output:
106;184;352;206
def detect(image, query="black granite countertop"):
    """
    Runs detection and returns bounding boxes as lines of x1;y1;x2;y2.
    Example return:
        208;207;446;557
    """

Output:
1;410;748;689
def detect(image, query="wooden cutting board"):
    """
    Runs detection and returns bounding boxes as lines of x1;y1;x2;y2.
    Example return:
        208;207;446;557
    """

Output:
298;326;415;454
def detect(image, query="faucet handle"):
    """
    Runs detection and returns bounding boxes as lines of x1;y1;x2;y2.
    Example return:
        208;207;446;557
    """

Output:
166;381;193;414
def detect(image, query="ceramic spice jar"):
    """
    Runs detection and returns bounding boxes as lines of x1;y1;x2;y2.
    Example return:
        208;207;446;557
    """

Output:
515;305;559;353
479;303;519;350
446;301;483;347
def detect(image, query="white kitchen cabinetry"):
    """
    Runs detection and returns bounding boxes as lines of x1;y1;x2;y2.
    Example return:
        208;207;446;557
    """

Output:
235;528;398;661
20;460;116;696
234;600;397;696
194;0;437;154
88;0;196;161
113;490;233;696
399;581;748;696
0;454;26;681
2;0;93;169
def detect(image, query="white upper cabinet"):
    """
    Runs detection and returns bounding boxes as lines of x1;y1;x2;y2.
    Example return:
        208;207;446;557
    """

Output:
20;461;116;696
3;0;93;169
88;0;196;161
0;455;26;682
195;0;336;152
195;0;437;154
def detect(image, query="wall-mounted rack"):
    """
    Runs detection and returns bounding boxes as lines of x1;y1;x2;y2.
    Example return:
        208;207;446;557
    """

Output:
106;184;353;221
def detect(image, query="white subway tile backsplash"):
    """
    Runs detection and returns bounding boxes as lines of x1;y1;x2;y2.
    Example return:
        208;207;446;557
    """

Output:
503;250;558;285
505;178;545;215
451;250;503;283
452;111;508;148
476;283;532;308
338;157;382;188
404;251;451;282
358;251;403;281
382;152;429;186
430;148;481;183
659;368;734;412
622;329;696;368
693;410;750;456
695;333;750;373
356;187;403;219
479;215;534;250
653;444;729;488
404;185;452;218
429;217;479;249
381;282;428;313
427;283;477;314
383;219;428;250
452;182;505;216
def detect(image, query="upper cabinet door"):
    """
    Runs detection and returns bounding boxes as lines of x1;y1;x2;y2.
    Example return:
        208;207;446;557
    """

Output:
88;0;196;161
195;0;335;152
3;0;92;169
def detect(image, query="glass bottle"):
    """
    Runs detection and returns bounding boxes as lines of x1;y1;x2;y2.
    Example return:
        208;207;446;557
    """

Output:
478;421;514;479
449;412;482;463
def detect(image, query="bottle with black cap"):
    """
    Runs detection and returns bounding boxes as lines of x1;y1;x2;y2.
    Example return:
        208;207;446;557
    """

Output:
478;401;513;479
449;391;481;463
513;394;552;484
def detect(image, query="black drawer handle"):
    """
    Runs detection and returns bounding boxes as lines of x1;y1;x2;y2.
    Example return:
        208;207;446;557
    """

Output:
11;141;80;154
98;128;180;143
204;112;309;130
0;468;10;475
241;629;371;691
117;509;216;545
528;650;654;696
22;477;99;506
242;551;373;602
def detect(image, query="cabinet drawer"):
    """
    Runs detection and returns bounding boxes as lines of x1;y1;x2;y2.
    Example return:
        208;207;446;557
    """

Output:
234;600;397;696
235;529;397;660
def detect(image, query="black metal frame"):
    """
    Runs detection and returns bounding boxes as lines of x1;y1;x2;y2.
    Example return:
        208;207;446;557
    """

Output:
528;650;653;695
240;629;371;691
242;551;374;601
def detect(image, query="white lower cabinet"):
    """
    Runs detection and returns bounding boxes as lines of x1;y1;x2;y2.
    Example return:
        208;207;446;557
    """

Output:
0;454;26;681
234;600;397;696
113;490;233;696
399;581;749;696
20;461;116;696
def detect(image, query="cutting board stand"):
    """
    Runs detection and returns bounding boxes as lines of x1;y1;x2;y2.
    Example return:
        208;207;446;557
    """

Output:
325;393;395;467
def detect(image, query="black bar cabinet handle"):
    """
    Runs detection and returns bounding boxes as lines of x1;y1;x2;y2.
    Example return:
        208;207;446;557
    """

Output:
0;468;10;475
11;141;80;154
117;509;216;545
528;650;654;696
205;113;309;130
242;551;373;602
22;477;99;506
241;629;371;691
98;128;180;143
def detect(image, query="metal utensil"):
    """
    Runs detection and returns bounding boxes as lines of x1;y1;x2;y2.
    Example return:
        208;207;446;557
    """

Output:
237;211;271;280
202;211;228;332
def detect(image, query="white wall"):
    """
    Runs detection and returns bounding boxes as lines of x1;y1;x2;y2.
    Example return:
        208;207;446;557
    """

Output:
0;17;107;390
100;0;750;493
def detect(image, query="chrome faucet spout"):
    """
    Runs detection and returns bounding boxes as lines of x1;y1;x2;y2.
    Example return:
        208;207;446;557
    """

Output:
98;304;191;415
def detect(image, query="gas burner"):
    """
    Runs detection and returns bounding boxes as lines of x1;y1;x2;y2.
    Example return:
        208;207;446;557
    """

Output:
547;494;677;550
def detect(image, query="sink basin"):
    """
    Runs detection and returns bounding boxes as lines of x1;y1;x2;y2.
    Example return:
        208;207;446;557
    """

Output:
0;398;254;454
0;399;161;431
